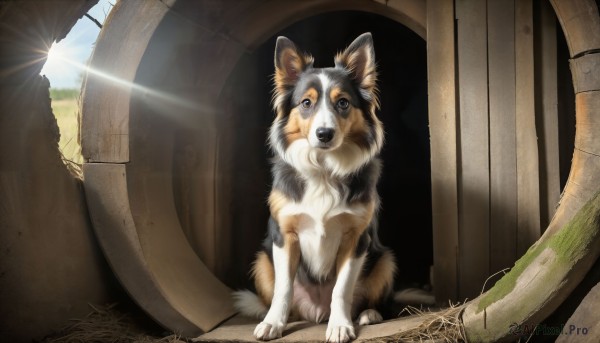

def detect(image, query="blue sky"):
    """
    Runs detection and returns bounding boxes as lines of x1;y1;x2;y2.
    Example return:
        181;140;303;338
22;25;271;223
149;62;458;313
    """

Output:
41;0;114;89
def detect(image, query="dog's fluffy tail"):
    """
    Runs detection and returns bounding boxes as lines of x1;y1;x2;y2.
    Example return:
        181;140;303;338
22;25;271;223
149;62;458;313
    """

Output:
232;290;268;319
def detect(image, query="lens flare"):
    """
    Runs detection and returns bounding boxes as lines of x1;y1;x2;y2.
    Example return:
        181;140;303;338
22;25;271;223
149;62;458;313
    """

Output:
43;45;206;113
40;39;86;84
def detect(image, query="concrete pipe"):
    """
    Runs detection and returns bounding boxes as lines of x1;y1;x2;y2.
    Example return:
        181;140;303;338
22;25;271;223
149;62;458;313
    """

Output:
80;0;426;337
79;0;599;340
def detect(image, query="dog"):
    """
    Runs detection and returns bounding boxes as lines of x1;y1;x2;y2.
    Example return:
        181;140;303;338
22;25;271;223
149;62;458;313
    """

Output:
233;33;396;343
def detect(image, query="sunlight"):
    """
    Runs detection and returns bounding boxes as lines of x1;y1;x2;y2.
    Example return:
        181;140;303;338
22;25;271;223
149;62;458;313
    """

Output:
53;52;207;112
41;39;88;86
46;42;66;63
40;0;112;88
43;43;66;74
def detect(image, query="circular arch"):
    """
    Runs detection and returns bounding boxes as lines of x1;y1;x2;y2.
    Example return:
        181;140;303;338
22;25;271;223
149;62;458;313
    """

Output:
80;0;600;340
81;0;426;336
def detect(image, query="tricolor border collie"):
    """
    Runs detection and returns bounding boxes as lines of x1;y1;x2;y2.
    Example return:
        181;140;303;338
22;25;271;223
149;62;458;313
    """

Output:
234;33;396;343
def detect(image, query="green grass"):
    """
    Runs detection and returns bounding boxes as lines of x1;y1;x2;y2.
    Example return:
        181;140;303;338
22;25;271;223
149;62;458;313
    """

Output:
50;88;79;101
50;88;83;164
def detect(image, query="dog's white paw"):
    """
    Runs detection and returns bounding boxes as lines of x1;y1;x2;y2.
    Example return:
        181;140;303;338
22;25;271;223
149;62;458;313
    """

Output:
254;321;284;341
326;323;356;343
357;309;383;326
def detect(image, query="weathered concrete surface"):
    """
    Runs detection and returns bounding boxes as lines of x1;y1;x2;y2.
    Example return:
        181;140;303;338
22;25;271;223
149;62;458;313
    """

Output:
556;282;600;343
0;1;118;341
195;315;426;343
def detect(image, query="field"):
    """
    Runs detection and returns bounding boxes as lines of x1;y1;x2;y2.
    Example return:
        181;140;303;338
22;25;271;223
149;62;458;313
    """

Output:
50;88;82;164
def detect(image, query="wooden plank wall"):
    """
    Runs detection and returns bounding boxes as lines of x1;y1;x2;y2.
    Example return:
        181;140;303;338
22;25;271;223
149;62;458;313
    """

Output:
429;0;561;301
427;0;459;302
488;0;518;274
535;0;561;230
456;0;491;300
515;0;542;256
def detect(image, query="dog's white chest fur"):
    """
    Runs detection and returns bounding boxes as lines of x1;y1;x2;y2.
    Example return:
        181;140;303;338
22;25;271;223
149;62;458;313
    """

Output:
280;173;354;279
277;138;372;280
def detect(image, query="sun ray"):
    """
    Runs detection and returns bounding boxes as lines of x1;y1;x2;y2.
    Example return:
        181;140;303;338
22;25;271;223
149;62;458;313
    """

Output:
48;51;209;113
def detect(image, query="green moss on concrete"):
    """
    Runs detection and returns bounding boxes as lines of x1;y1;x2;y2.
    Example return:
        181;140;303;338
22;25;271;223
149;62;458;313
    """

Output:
475;235;545;313
548;194;600;263
476;190;600;313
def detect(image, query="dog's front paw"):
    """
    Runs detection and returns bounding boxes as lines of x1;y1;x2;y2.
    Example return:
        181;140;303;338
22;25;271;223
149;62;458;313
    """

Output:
254;321;284;341
325;323;356;343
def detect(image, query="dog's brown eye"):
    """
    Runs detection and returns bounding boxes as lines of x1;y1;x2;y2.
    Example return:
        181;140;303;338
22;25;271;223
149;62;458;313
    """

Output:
301;99;312;108
337;98;350;110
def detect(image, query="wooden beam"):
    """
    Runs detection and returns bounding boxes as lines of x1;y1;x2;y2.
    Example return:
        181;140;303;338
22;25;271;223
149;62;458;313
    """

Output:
488;0;518;273
535;0;561;230
427;0;459;302
515;0;542;255
456;0;490;300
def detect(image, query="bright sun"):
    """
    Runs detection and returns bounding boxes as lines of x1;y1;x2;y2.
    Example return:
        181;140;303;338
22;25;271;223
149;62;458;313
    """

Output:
42;43;71;76
40;38;93;89
46;43;65;62
41;37;90;85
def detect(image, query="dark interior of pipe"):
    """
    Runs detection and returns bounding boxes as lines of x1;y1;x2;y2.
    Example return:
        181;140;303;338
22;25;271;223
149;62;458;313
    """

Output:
219;11;432;291
556;22;576;191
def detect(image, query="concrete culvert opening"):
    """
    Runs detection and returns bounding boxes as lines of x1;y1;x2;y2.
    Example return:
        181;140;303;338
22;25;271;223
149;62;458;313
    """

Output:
81;0;435;339
4;0;600;342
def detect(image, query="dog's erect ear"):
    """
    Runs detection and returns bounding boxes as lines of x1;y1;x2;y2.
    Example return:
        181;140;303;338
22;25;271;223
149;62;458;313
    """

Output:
274;36;311;88
335;33;377;93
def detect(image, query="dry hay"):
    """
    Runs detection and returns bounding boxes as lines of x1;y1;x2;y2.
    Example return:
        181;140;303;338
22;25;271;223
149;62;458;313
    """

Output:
365;304;467;343
40;302;467;343
41;303;186;343
61;153;83;179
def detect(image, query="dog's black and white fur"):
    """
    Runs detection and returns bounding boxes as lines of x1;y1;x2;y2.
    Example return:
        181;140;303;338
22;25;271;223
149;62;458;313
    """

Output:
234;33;396;343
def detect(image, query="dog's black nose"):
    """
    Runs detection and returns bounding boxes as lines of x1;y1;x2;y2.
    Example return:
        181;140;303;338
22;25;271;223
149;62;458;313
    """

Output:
316;127;335;143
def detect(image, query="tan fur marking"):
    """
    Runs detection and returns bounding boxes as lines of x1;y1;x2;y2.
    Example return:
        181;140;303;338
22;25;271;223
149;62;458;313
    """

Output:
277;214;298;234
335;202;376;231
252;251;275;306
276;214;301;279
361;250;397;307
268;190;290;219
284;107;315;145
283;232;301;279
330;87;369;143
252;221;302;305
303;88;318;102
285;88;317;140
329;87;347;103
283;109;302;142
344;107;372;148
332;202;376;273
336;233;361;274
345;108;367;134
